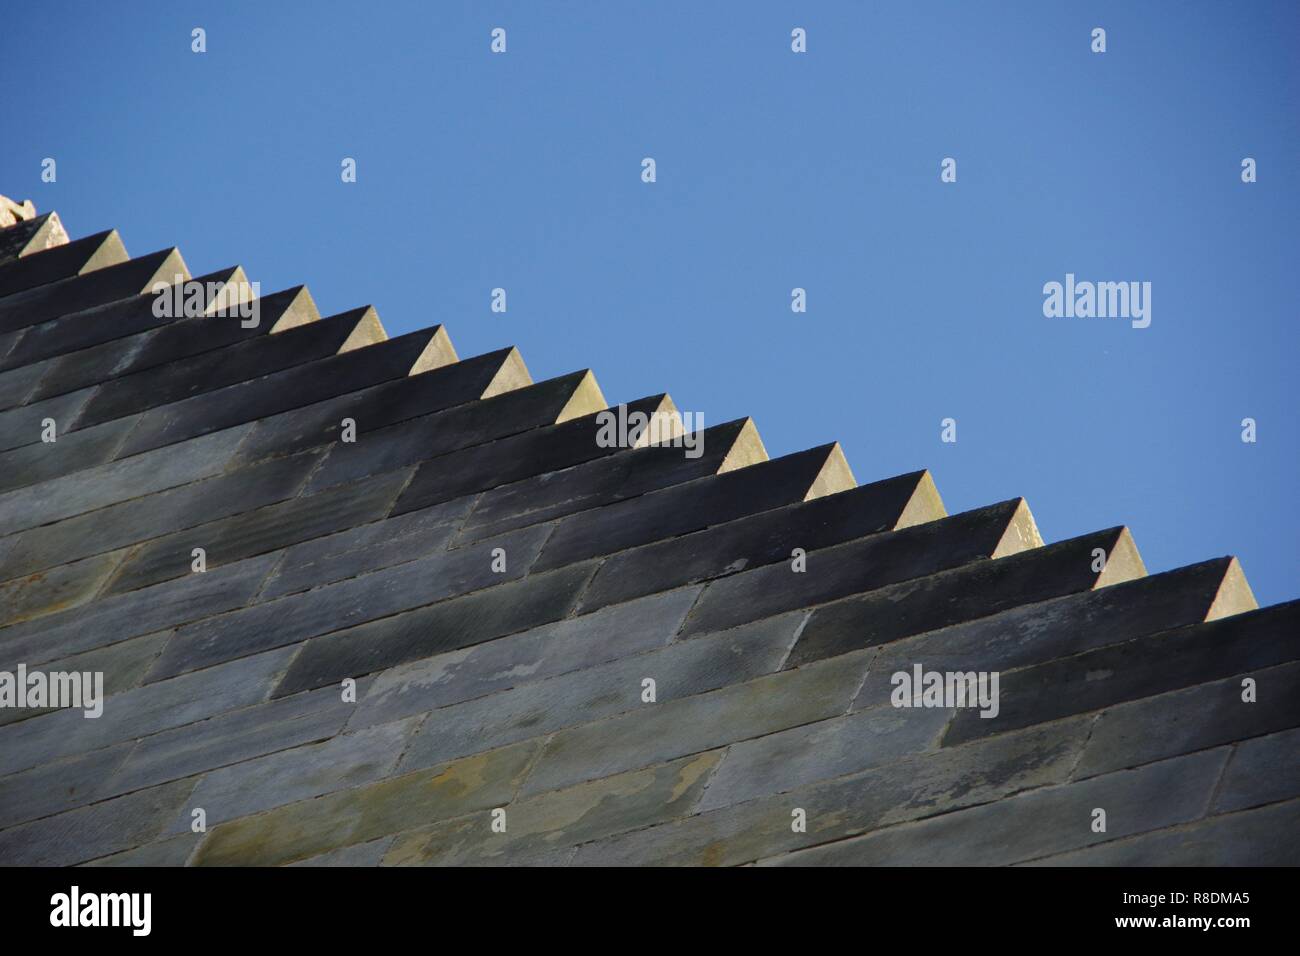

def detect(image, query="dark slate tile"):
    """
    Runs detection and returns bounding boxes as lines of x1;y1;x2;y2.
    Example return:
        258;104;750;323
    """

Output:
272;561;598;698
0;229;126;298
67;290;352;429
105;466;412;595
0;779;196;867
453;416;769;545
0;552;278;668
102;682;365;797
395;610;801;771
164;717;420;836
0;646;295;776
0;385;96;452
1075;661;1300;779
1024;799;1300;866
0;548;127;627
150;524;551;682
0;450;320;580
0;742;133;828
680;498;1031;644
763;748;1229;866
349;586;702;730
0;211;67;266
530;443;855;573
0;425;251;537
306;370;602;493
390;394;683;518
0;415;137;495
0;358;48;410
782;525;1138;667
1213;727;1300;812
227;345;525;468
115;326;451;457
22;267;255;399
0;248;185;334
258;497;472;601
854;557;1246;709
571;718;1091;866
580;470;936;613
942;599;1300;746
517;648;873;798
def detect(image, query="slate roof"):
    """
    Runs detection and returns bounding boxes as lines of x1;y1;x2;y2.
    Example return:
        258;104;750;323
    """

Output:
0;201;1295;867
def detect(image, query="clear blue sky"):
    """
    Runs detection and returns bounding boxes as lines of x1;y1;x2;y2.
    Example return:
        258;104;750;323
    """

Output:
4;1;1297;606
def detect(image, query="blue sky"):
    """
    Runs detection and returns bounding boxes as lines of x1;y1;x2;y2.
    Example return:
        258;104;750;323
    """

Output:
4;1;1297;606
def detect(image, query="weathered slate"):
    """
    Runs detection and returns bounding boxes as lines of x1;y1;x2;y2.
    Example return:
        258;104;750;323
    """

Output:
0;228;126;298
0;211;68;265
530;443;857;573
580;470;942;613
149;524;553;682
104;466;412;595
115;326;455;457
942;599;1300;746
306;369;606;493
781;524;1141;667
452;417;771;546
0;266;246;374
0;247;186;334
271;562;598;698
391;395;697;520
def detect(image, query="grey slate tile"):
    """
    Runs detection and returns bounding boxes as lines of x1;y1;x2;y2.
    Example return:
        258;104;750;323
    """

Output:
115;326;451;458
0;229;126;298
681;498;1033;644
1074;661;1300;779
396;610;802;771
289;838;396;867
571;717;1092;866
1213;727;1300;812
783;525;1139;667
762;748;1229;866
0;450;320;580
4;266;248;374
854;557;1247;710
305;370;601;493
0;741;133;829
580;470;939;613
1023;799;1300;866
272;561;598;698
190;739;540;866
225;346;524;468
942;599;1300;746
82;832;203;867
0;552;279;668
257;496;472;601
163;716;422;836
0;548;126;627
349;586;702;730
0;646;295;776
0;778;196;867
453;416;764;546
65;288;338;428
518;648;873;798
385;751;722;866
0;385;95;452
0;415;137;496
105;466;412;595
0;248;185;334
530;443;855;572
0;424;251;537
151;524;551;682
695;703;952;812
390;394;683;518
102;681;366;798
